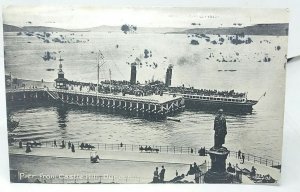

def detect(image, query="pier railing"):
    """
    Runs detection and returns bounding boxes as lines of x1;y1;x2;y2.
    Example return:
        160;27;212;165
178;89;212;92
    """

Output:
21;141;281;168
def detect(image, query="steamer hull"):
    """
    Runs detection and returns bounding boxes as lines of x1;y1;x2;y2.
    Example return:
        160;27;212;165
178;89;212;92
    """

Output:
184;98;258;113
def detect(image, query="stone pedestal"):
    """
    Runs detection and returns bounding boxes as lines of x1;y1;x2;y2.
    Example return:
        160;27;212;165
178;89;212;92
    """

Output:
204;147;233;183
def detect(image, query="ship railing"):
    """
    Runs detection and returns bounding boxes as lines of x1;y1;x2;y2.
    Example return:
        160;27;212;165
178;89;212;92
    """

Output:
181;94;247;103
19;141;281;168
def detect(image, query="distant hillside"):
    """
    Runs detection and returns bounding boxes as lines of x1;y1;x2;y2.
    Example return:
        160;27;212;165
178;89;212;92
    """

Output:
22;26;71;32
3;24;23;32
169;23;289;36
3;23;289;36
84;25;185;34
3;24;87;32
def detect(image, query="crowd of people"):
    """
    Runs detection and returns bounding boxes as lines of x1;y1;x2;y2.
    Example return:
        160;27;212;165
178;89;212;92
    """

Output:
168;86;246;98
65;80;165;97
53;139;75;152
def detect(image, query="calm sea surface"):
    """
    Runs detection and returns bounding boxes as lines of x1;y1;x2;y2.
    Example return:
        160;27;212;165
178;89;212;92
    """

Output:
4;32;287;161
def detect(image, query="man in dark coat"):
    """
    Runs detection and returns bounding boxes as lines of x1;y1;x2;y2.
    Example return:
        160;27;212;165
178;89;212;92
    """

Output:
71;143;75;153
160;166;166;183
214;109;227;149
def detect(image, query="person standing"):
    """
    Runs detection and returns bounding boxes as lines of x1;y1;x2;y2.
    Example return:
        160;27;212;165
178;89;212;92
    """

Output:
54;139;57;147
238;150;241;159
160;166;166;183
153;167;159;183
61;140;65;148
68;141;71;149
71;143;75;153
25;142;31;153
242;153;245;164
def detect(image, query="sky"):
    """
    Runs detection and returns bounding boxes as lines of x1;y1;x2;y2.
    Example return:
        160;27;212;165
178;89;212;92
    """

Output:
3;6;289;29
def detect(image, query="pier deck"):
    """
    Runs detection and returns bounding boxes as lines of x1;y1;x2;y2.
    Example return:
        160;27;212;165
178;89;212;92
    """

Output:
6;88;185;119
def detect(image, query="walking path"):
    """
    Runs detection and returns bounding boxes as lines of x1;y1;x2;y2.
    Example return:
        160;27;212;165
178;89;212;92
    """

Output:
9;145;280;184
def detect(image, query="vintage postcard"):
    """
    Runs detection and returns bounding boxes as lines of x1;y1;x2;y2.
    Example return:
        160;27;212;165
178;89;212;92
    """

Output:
3;6;288;184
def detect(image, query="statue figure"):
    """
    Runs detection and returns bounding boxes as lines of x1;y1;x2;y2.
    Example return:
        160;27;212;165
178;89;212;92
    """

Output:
214;109;227;149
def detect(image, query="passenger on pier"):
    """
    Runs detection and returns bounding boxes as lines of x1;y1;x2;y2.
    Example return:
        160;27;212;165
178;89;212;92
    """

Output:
120;142;123;148
153;167;159;183
19;140;22;148
68;141;71;149
53;139;57;147
71;144;75;153
190;148;194;154
176;170;178;176
25;142;31;153
238;150;241;159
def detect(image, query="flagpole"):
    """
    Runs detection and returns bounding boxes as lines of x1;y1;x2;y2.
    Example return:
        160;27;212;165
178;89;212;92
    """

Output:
96;52;100;100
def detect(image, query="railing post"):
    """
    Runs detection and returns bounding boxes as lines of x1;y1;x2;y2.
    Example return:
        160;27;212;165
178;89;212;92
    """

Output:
181;147;182;154
105;143;106;150
98;143;99;149
174;146;175;154
125;144;126;151
132;144;133;151
260;157;261;164
167;146;168;152
248;154;249;161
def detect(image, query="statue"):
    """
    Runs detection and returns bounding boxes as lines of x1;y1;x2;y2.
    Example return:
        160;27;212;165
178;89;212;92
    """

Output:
214;109;227;149
204;108;233;183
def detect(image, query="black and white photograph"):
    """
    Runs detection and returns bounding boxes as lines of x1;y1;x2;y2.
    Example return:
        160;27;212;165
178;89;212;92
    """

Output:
3;6;288;184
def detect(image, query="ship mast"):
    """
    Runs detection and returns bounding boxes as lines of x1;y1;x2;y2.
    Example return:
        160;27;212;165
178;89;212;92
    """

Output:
96;51;104;98
109;69;112;93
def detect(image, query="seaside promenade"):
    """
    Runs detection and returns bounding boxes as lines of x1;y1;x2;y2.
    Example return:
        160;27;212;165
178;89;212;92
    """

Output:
9;143;281;184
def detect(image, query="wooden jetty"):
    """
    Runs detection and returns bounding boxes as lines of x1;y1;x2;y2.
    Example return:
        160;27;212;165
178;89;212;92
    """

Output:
6;88;185;119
